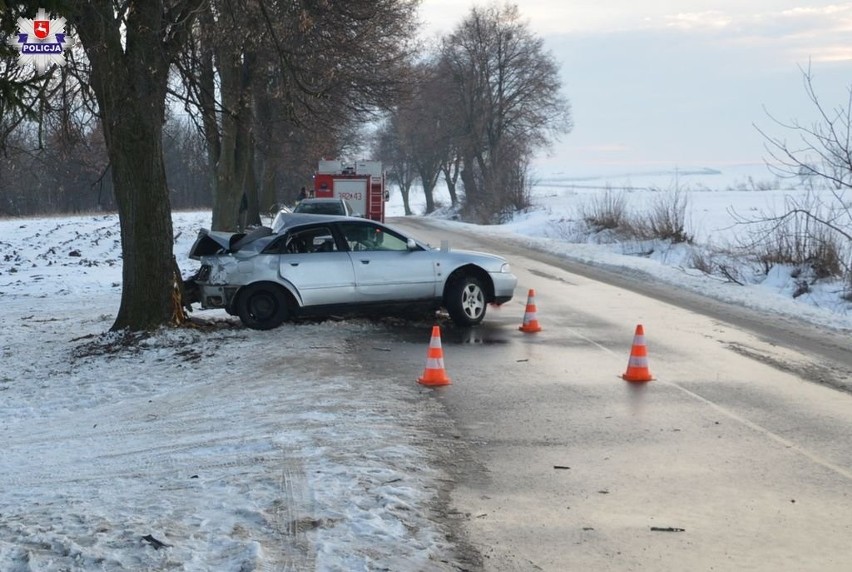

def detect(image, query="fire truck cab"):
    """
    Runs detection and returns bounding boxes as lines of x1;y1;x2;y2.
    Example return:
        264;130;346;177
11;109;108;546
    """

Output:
313;160;387;223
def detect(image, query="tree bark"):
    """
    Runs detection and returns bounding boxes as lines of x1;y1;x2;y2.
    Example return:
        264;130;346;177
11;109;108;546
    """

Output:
442;156;461;207
211;49;257;231
73;1;191;331
400;186;412;216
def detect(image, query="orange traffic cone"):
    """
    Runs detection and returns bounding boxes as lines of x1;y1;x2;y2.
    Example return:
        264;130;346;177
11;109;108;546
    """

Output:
518;289;542;333
622;324;654;382
418;325;451;386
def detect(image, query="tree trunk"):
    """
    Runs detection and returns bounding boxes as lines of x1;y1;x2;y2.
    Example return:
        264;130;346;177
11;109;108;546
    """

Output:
460;155;478;201
240;128;261;229
423;185;435;213
254;89;280;217
211;52;242;231
400;185;412;216
257;153;281;216
420;169;439;213
211;50;257;231
442;157;460;207
74;2;182;331
198;12;220;214
108;110;177;330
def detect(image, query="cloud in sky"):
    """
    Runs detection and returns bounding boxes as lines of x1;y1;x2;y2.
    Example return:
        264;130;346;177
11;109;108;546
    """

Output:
658;5;852;64
417;1;852;171
420;1;852;37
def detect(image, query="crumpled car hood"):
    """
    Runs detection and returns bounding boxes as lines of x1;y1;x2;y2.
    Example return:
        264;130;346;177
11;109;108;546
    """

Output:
188;226;273;260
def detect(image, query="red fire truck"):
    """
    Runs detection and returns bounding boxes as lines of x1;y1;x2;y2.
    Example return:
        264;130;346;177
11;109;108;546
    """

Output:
312;160;387;222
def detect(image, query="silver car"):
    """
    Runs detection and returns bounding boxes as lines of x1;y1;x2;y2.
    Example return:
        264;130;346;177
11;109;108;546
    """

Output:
184;214;517;330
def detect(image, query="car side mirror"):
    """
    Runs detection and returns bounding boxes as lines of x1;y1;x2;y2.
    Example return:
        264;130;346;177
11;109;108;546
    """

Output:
406;238;417;250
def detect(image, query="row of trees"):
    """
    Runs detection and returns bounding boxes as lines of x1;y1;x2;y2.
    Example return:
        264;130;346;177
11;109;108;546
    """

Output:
1;3;573;224
0;1;572;331
376;4;572;222
0;112;209;216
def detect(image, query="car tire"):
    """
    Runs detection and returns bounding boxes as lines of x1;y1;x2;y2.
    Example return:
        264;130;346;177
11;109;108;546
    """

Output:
446;275;487;326
237;284;289;330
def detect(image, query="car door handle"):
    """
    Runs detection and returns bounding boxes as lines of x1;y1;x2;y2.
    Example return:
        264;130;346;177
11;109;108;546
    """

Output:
289;263;300;266
360;259;370;264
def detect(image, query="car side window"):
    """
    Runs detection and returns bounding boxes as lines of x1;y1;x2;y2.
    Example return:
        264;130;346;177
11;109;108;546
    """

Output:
264;226;338;254
338;222;408;252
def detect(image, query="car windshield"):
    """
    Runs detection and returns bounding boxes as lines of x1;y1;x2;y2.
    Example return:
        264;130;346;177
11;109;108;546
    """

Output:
294;202;344;215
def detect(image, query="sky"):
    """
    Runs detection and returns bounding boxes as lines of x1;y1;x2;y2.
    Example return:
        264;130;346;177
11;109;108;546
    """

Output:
2;168;852;570
417;1;852;174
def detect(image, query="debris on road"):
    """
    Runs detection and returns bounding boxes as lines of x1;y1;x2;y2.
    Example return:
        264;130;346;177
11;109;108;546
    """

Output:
142;534;172;550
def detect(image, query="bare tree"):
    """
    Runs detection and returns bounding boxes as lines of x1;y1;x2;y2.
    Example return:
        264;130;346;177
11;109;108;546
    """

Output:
0;94;208;216
0;4;63;151
442;157;462;206
374;115;418;215
750;65;852;287
438;2;572;222
175;0;420;231
0;7;102;214
162;113;211;209
67;0;206;331
397;62;457;213
756;65;852;192
0;51;111;216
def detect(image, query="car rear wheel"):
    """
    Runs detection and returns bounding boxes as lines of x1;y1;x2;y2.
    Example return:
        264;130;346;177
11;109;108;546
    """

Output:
446;275;487;326
237;284;289;330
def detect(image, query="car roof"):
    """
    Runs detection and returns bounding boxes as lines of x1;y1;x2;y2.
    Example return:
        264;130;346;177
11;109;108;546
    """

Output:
279;216;422;247
272;212;356;232
298;197;347;203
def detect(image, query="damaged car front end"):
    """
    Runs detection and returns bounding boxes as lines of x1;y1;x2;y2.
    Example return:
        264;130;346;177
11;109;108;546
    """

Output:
183;226;277;312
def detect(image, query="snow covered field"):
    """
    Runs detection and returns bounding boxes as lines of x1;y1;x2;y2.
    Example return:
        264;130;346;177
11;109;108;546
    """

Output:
1;162;851;571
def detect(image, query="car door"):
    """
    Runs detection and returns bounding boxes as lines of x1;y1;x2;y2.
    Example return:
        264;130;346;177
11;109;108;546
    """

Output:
336;220;438;301
266;225;357;306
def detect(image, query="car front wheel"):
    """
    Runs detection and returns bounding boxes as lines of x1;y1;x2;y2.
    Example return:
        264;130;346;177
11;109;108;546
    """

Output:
446;275;487;326
237;284;289;330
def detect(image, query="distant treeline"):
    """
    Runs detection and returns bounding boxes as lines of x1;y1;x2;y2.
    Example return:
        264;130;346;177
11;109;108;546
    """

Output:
0;116;209;217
